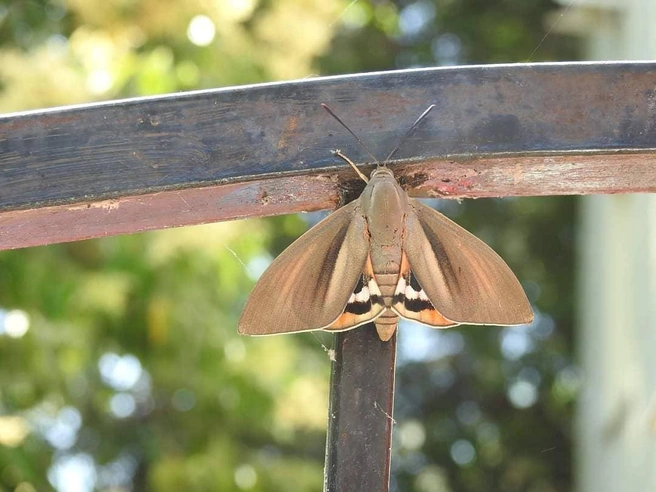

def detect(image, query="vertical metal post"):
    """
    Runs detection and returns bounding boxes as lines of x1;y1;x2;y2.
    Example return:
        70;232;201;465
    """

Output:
323;323;398;492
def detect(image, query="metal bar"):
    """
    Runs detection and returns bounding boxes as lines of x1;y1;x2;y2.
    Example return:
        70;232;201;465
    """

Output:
324;324;397;492
2;62;656;250
1;151;655;250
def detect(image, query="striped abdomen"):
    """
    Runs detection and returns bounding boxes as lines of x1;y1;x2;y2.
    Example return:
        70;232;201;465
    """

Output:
373;271;400;341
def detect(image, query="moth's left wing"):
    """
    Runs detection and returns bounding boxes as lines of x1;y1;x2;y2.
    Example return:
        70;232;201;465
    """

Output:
397;199;533;326
325;255;386;332
239;200;381;336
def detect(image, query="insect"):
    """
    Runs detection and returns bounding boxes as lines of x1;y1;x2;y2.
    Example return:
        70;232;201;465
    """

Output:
239;104;533;341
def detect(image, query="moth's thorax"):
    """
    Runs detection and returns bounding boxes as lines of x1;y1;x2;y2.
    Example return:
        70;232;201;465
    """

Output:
361;167;408;247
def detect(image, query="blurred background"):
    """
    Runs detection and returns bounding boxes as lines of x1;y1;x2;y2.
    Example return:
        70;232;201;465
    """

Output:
1;1;654;491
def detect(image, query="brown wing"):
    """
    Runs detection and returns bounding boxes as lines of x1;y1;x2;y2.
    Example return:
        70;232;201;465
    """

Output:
401;199;533;326
325;254;386;331
391;251;458;328
239;200;373;335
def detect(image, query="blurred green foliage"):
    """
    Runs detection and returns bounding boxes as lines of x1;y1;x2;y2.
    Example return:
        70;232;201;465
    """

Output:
0;0;579;491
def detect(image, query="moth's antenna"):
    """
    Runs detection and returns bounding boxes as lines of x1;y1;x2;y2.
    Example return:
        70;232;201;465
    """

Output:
332;149;369;183
385;104;436;162
321;103;380;165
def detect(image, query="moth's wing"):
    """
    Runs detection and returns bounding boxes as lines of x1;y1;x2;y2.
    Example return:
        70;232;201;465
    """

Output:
325;255;386;332
397;199;533;326
391;251;458;328
239;200;378;335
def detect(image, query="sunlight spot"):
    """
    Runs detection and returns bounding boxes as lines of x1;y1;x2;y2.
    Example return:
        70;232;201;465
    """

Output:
176;60;199;86
399;324;464;363
29;404;81;450
223;0;257;22
15;482;37;492
48;453;96;492
415;465;449;492
398;419;426;450
87;69;113;95
98;353;143;391
450;439;476;466
187;15;216;47
431;33;462;65
45;407;82;450
110;393;136;419
225;338;246;362
500;327;534;360
508;380;538;409
0;416;29;447
96;451;138;490
46;34;68;54
399;1;435;37
339;1;371;29
531;310;555;339
234;464;257;489
3;309;30;338
246;255;272;281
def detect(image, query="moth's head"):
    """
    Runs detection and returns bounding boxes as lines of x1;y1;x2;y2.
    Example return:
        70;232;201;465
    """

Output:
369;166;395;181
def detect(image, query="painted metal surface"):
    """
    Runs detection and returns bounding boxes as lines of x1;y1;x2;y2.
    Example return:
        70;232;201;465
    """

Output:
2;62;656;249
324;325;396;492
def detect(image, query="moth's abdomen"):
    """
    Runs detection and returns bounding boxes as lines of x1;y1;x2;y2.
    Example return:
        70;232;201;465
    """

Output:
375;272;399;306
374;315;398;341
374;272;399;341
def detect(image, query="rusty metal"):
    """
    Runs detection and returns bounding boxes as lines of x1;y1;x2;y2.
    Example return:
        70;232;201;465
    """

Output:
2;62;656;249
324;324;397;492
1;151;655;250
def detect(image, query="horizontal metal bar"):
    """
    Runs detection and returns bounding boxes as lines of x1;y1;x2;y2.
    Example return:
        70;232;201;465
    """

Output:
2;62;656;250
2;151;655;250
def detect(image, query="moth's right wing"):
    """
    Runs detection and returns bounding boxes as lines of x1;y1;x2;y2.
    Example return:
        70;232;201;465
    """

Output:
239;200;379;335
399;199;533;326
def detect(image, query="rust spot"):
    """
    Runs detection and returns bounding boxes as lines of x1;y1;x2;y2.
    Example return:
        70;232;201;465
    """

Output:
513;162;523;185
338;177;366;205
398;172;429;189
435;184;457;196
68;199;120;212
278;115;299;150
459;178;475;189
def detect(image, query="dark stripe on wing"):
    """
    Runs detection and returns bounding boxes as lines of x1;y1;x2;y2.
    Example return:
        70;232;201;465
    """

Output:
393;270;437;314
417;224;460;295
353;274;366;294
344;274;385;315
314;219;353;300
408;271;422;291
401;297;435;313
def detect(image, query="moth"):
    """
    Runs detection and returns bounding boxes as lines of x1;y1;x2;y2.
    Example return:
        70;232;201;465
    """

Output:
239;104;533;341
